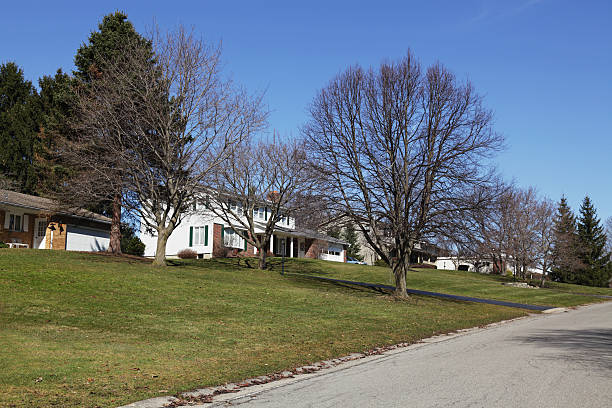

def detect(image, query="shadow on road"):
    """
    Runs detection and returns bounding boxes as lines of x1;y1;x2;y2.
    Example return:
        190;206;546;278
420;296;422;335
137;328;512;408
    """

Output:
513;329;612;371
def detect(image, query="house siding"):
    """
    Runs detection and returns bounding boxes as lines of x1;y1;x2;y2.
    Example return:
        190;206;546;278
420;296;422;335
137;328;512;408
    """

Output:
140;204;346;262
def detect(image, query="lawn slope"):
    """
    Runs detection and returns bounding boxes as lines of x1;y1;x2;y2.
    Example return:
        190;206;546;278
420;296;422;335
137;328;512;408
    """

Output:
278;258;612;307
0;250;567;407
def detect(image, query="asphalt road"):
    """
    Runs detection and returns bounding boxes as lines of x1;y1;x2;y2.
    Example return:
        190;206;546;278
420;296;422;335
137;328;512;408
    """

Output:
221;302;612;408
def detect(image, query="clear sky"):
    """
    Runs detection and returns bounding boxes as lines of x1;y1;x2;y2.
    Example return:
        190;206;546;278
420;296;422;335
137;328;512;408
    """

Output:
1;0;611;220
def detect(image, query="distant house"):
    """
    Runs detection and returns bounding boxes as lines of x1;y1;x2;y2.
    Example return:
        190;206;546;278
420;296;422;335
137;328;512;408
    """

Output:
140;197;348;262
318;215;440;266
0;189;111;251
435;255;545;277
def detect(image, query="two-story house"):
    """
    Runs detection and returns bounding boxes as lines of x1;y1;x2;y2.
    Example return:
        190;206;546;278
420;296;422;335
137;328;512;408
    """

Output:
140;196;348;262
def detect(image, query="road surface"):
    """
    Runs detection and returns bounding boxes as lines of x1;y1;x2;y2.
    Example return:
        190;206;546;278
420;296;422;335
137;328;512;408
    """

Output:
219;302;612;407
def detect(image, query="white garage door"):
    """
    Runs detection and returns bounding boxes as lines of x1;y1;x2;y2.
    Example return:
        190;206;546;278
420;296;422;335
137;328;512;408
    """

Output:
66;225;110;252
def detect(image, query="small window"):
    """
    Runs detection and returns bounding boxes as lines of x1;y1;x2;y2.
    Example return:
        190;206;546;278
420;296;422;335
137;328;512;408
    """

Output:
37;221;46;237
8;214;22;232
193;226;207;245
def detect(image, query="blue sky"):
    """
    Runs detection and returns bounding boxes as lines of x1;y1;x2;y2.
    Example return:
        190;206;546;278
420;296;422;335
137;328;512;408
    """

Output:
1;0;611;220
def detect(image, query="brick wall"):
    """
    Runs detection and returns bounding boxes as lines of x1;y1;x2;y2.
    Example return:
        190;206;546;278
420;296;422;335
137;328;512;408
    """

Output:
212;223;258;258
305;238;328;259
212;223;226;257
0;209;36;247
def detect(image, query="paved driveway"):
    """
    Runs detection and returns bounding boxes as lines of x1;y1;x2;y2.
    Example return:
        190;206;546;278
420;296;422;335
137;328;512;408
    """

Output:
219;302;612;408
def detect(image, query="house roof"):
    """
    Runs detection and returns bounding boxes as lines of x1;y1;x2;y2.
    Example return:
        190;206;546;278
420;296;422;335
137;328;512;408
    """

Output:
289;226;349;245
0;189;111;224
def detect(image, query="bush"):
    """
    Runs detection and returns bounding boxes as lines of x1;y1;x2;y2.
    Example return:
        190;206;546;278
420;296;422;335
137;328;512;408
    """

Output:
177;249;197;259
374;259;389;267
122;236;145;256
411;263;437;269
0;242;8;248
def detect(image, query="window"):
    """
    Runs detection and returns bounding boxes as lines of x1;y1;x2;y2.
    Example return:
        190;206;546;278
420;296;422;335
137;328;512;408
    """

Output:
37;221;46;237
193;226;207;245
253;207;265;220
223;228;243;248
8;214;22;232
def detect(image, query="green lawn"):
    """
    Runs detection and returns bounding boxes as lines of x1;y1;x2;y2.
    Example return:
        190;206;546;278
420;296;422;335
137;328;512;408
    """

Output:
277;258;612;307
0;250;604;407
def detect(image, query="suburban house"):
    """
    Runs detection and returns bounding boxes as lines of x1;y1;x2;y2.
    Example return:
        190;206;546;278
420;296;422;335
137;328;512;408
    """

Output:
0;189;111;251
318;215;440;266
140;197;348;262
435;254;545;277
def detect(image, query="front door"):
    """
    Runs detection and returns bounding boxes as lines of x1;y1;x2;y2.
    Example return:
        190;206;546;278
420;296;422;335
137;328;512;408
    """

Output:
298;240;305;258
33;218;47;249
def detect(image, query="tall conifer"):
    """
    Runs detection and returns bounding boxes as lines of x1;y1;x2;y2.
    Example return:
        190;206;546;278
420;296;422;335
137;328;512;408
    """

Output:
576;196;611;286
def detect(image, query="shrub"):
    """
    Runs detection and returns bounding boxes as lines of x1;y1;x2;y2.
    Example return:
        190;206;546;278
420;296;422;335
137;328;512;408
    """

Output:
0;242;8;248
122;236;145;256
177;249;197;259
411;263;437;269
374;259;389;267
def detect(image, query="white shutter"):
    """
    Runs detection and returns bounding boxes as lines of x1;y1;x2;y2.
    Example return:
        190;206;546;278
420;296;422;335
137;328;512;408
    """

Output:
23;215;29;232
3;213;9;229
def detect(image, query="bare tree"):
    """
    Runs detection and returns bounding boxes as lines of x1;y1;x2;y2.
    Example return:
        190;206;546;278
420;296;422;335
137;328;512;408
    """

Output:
474;184;514;274
205;136;313;269
533;197;555;286
305;51;502;296
605;216;612;255
508;188;540;279
67;27;267;266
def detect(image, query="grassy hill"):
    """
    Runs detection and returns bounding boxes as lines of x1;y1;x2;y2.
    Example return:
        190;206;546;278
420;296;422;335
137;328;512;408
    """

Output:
0;250;607;407
278;258;612;307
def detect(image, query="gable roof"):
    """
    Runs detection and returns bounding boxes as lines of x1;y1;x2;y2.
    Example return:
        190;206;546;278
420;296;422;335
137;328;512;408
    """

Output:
0;189;111;224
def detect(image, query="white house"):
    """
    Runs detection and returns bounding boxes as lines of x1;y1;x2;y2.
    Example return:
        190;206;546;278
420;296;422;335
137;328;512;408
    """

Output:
140;197;347;262
0;189;111;251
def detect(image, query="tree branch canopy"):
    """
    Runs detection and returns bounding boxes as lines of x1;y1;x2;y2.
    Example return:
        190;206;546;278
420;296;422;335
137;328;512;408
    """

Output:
304;50;503;295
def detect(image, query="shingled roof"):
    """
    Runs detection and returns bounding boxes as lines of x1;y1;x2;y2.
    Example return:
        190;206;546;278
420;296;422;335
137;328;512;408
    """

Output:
0;189;111;224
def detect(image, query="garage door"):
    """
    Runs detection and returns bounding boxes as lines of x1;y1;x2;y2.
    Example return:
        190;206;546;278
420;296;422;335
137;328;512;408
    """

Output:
66;225;110;252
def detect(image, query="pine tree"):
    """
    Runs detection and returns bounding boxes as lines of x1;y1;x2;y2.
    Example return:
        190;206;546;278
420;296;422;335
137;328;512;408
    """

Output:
576;196;611;286
327;226;341;239
343;222;362;260
0;62;42;194
550;196;581;283
36;69;77;193
65;11;154;255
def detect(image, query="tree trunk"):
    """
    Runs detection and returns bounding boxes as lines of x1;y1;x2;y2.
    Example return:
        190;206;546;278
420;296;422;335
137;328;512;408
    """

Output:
153;231;169;266
392;253;409;298
258;243;268;270
540;262;547;287
107;193;122;255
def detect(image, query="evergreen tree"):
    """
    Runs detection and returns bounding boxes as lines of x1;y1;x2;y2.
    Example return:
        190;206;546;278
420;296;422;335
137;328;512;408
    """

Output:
576;196;611;286
550;196;581;283
74;11;152;82
36;69;77;193
327;226;341;239
66;11;154;254
343;222;363;260
0;62;41;194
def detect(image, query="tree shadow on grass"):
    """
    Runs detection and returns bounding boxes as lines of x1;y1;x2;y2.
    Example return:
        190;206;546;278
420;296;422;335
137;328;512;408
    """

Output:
512;329;612;372
266;258;331;276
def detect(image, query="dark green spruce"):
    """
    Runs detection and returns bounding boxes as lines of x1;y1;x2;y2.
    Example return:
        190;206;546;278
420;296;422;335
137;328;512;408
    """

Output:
576;196;611;286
